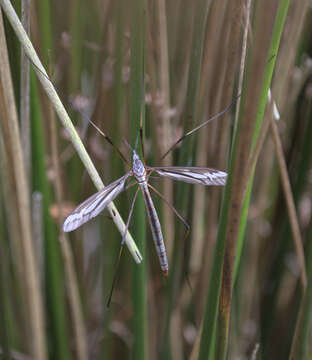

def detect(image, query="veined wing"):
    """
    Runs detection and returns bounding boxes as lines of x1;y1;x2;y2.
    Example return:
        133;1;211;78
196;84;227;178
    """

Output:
63;172;131;232
148;166;227;186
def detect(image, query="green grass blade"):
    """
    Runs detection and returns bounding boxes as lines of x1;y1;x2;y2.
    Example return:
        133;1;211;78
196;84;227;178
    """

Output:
199;1;291;358
0;13;47;359
30;71;71;360
130;0;147;359
162;1;212;357
35;0;53;65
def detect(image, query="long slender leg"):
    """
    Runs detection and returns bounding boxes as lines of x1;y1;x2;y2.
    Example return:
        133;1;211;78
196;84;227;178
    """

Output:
107;186;140;307
145;169;161;181
147;183;192;291
68;98;131;166
160;95;241;161
147;183;190;234
121;186;140;245
125;180;138;191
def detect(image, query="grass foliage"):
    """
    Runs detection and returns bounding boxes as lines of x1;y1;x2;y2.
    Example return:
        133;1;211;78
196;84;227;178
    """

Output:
0;0;311;359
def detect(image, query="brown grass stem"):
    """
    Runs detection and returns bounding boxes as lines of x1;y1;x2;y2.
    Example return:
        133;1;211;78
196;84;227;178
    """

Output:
20;0;31;183
49;94;88;360
0;11;47;360
270;118;307;288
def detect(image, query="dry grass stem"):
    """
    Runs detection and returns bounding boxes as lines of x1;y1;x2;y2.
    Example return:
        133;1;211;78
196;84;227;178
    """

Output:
270;118;307;288
49;96;88;360
20;0;31;182
0;11;47;360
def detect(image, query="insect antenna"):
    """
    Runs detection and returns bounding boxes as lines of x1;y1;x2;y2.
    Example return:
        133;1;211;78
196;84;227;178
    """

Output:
139;52;146;162
134;133;139;152
160;94;241;161
123;138;134;152
139;109;146;162
106;187;140;307
69;99;131;167
132;119;145;162
140;127;145;158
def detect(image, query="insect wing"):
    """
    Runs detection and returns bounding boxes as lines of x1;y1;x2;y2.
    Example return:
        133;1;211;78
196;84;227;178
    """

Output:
149;167;227;186
63;173;131;232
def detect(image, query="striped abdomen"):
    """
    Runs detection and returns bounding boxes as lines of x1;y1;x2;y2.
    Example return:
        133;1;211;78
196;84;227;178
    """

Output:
140;182;168;275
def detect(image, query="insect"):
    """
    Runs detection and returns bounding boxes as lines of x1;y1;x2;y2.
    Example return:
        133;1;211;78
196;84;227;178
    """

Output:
63;102;234;275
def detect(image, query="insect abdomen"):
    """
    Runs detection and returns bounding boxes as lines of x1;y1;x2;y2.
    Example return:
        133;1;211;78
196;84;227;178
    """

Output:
141;183;168;275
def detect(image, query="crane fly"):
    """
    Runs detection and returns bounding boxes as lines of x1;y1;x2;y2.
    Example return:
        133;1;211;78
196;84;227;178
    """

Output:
63;151;226;274
62;100;236;275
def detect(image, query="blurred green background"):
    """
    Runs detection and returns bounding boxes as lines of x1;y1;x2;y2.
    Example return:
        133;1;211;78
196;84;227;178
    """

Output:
0;0;311;359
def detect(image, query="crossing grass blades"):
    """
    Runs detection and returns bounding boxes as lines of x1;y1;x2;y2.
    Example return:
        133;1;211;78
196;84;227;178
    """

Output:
63;100;236;305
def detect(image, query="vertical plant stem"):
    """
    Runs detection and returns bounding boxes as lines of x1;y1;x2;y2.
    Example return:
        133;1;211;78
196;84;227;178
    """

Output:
199;0;291;358
216;1;291;358
112;0;125;148
270;118;307;288
231;0;252;286
20;0;30;182
189;2;227;295
32;192;44;277
36;0;53;65
0;12;47;360
217;1;291;358
289;214;312;359
157;0;174;260
213;1;246;358
49;89;88;360
69;0;83;93
163;1;212;358
0;137;15;359
100;0;126;354
130;0;147;359
30;71;70;360
288;98;312;359
233;0;252;133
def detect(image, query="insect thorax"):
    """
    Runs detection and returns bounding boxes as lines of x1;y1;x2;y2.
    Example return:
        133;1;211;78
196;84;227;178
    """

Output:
132;151;146;180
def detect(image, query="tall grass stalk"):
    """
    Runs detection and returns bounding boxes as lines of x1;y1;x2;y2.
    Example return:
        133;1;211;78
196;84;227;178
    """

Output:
162;1;212;357
217;0;291;357
199;0;291;358
30;71;70;359
288;96;312;359
49;85;88;360
0;12;47;360
20;0;30;182
290;173;312;359
130;0;147;359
